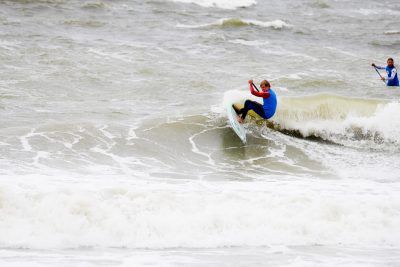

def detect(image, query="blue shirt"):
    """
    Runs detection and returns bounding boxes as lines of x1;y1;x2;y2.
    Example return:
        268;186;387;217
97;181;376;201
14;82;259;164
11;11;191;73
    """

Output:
262;89;277;119
376;65;399;86
385;66;399;86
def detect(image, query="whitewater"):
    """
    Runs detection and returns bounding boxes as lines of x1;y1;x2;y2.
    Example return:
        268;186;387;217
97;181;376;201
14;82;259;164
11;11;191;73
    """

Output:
1;0;400;266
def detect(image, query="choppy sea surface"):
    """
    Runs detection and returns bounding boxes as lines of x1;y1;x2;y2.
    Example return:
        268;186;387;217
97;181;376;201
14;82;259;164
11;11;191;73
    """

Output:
1;0;400;266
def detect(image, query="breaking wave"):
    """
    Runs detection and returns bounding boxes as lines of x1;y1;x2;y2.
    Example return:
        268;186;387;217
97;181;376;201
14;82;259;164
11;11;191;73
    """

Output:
224;91;400;148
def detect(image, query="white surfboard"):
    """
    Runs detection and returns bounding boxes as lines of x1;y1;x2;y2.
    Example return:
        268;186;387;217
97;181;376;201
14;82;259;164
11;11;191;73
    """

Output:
226;103;247;144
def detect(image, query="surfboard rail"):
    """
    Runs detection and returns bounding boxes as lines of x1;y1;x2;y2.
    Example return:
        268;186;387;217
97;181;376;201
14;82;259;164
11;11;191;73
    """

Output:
226;103;247;144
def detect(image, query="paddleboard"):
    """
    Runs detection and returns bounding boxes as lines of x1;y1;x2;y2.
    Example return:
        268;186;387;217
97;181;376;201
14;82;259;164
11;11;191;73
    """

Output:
226;103;247;144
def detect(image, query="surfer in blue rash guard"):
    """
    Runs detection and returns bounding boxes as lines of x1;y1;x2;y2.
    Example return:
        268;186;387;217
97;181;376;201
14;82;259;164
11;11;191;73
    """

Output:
372;58;399;86
233;79;277;123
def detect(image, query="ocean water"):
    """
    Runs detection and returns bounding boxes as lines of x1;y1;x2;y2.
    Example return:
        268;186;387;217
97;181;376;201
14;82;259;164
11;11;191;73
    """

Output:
1;0;400;266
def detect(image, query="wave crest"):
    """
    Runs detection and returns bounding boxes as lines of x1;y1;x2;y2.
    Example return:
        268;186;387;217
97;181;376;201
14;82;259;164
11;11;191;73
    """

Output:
171;0;256;10
271;94;400;147
385;30;400;35
220;18;290;29
81;2;108;9
177;18;290;29
63;20;106;28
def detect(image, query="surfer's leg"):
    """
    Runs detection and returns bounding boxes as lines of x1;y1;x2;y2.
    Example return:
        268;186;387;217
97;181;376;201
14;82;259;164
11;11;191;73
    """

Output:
232;104;241;115
238;100;255;115
241;100;264;120
251;101;267;118
239;100;251;119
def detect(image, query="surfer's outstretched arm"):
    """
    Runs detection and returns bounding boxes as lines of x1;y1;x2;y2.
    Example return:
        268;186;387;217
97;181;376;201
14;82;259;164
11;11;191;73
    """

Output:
374;65;385;70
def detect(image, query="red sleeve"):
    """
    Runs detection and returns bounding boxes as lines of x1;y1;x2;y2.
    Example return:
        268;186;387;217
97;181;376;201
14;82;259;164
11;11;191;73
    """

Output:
249;83;270;98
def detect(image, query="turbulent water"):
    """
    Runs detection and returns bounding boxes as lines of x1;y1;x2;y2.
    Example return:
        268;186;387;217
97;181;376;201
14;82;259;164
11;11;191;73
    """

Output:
1;0;400;266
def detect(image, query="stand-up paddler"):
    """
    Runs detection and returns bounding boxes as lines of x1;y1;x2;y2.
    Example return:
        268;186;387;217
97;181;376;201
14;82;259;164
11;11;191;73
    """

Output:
234;79;277;123
372;58;399;86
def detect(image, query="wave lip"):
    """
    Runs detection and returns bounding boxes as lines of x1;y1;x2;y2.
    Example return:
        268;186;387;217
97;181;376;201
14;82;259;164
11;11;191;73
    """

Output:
177;18;290;29
171;0;256;10
219;18;290;29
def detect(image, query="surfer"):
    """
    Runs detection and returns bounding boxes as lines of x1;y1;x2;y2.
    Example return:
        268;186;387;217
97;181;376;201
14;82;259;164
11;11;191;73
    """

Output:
372;58;399;86
234;79;277;123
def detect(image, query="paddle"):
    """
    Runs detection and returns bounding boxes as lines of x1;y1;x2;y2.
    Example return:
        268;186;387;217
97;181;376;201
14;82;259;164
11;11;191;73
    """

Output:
373;66;386;84
251;82;260;92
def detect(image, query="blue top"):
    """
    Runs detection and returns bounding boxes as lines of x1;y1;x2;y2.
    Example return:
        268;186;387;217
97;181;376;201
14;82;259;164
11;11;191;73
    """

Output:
385;66;399;86
263;89;277;119
376;65;399;86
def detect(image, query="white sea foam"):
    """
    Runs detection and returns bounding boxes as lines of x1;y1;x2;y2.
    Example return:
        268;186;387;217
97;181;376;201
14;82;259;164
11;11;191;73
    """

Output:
242;19;290;29
170;0;256;9
0;177;399;249
354;9;379;16
229;39;269;46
